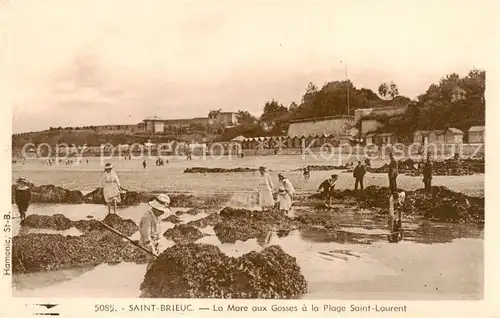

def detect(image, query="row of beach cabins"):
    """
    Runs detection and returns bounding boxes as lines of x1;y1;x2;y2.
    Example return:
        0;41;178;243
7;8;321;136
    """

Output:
230;125;485;150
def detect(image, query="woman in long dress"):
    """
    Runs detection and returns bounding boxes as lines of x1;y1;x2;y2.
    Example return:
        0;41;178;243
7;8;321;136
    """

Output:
278;173;295;214
258;166;274;211
100;163;122;214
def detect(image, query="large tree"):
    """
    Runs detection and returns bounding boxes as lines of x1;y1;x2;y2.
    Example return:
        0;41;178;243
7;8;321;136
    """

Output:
378;81;400;100
237;110;258;126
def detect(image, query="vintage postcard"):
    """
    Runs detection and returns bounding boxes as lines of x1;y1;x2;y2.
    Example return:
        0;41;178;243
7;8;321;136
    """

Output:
1;0;498;317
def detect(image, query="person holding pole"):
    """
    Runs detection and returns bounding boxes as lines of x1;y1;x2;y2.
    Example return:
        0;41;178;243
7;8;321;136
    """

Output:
140;194;171;271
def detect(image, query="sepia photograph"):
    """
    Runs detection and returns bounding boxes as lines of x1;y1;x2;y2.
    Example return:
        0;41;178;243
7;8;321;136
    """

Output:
4;0;493;304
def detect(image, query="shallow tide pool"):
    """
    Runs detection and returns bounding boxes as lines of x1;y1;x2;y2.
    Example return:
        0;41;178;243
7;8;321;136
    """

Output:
11;203;484;300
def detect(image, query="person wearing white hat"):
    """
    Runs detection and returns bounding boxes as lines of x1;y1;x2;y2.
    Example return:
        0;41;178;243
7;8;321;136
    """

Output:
14;178;32;221
99;163;122;214
140;194;171;271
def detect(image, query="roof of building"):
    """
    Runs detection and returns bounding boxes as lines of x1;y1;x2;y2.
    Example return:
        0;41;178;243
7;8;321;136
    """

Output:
468;125;485;132
414;130;429;134
287;116;354;138
289;115;354;124
447;127;464;134
231;135;246;142
431;130;445;135
369;104;408;116
144;116;164;121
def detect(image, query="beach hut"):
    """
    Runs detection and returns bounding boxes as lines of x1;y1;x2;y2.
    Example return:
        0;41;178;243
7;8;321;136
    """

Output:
378;132;396;145
468;126;485;143
365;133;376;145
444;128;464;144
413;130;429;145
429;130;445;144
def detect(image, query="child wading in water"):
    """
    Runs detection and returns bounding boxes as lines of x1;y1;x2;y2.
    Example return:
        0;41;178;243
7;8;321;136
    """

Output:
276;186;291;215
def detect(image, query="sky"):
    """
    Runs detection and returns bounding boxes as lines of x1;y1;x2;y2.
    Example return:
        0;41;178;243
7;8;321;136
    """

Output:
2;0;497;133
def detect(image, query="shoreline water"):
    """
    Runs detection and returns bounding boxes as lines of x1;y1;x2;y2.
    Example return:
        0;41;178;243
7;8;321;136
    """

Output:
10;154;485;299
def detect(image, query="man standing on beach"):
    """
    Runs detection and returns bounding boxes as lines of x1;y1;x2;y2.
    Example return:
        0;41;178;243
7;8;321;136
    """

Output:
422;154;433;193
353;161;366;190
388;153;399;193
140;194;171;271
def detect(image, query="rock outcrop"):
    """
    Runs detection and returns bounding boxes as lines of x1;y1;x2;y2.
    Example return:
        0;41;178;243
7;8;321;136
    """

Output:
13;231;147;274
139;243;307;299
13;214;145;274
163;224;205;243
12;184;84;204
368;158;484;176
187;213;221;228
306;185;484;224
184;167;258;173
295;164;350;171
213;207;298;244
19;213;139;236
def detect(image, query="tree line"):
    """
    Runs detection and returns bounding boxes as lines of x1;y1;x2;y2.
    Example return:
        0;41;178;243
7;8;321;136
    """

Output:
219;69;485;141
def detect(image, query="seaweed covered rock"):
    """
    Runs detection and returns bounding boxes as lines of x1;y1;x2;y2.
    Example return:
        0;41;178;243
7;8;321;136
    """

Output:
11;184;85;204
139;243;307;299
214;207;297;243
293;213;338;229
184;167;258;173
186;208;202;216
369;158;484;176
12;231;147;274
162;214;181;224
73;219;103;233
83;188;147;205
404;186;484;223
168;193;230;209
20;214;73;230
163;224;205;243
168;194;200;207
306;185;484;223
367;159;416;174
20;213;139;236
295;164;350;171
102;213;138;237
187;213;221;228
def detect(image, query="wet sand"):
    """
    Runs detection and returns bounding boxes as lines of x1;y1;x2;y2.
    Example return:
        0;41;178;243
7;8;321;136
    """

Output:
12;155;484;197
